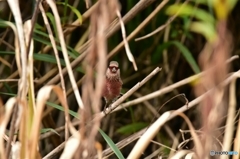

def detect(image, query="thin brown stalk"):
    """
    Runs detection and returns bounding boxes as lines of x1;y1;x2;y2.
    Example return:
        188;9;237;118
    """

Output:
233;115;240;159
113;56;239;111
116;10;137;71
127;112;171;159
221;75;239;158
100;70;239;158
42;0;159;87
135;0;190;41
107;0;169;58
29;85;78;159
39;2;69;140
45;0;84;109
43;142;66;159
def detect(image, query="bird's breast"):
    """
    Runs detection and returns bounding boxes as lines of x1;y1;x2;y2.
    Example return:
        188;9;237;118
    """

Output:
103;80;122;100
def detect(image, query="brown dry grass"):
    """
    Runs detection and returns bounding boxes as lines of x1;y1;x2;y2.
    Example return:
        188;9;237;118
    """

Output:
0;0;239;159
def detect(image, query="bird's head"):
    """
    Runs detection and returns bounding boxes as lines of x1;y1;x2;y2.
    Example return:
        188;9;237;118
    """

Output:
106;61;120;80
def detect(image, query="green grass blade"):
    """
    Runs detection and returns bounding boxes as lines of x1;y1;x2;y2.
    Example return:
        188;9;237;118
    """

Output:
57;2;82;25
41;128;60;136
33;35;78;58
172;41;200;73
0;92;79;119
190;21;217;42
116;122;148;135
33;30;79;58
99;129;125;159
157;41;200;73
166;4;215;24
0;51;84;73
46;102;79;119
46;12;58;38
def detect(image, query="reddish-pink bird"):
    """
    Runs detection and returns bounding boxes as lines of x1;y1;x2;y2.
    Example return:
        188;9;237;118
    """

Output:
102;61;123;108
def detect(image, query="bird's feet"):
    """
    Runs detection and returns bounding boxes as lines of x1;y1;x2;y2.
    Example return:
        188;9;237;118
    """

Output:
103;103;113;115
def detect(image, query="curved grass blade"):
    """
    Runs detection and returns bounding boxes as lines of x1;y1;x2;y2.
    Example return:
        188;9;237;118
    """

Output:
166;4;215;24
158;41;201;73
0;92;79;119
0;51;84;73
41;128;60;136
56;2;82;25
116;122;148;135
99;129;125;159
46;12;58;38
46;102;79;119
34;28;79;58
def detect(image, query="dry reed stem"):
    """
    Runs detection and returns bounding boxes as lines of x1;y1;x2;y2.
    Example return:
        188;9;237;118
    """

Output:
128;111;203;159
113;56;238;112
220;75;239;159
116;10;137;71
29;85;78;159
127;112;171;159
195;19;232;158
39;58;238;158
46;0;155;89
108;0;169;58
170;150;193;159
42;77;85;118
78;0;120;157
46;50;86;85
99;69;240;158
17;20;36;158
66;0;158;40
45;0;159;87
0;79;18;82
135;0;190;41
0;56;11;68
233;115;240;159
106;0;157;38
5;0;28;156
75;0;158;54
150;140;176;152
113;73;196;111
41;1;98;54
40;57;238;153
7;0;27;87
45;0;84;109
63;1;99;35
25;0;41;57
42;67;160;158
24;19;35;111
60;137;80;159
39;2;68;121
35;68;58;85
172;113;203;158
0;0;159;95
162;24;171;73
43;142;66;159
0;98;17;159
42;0;158;88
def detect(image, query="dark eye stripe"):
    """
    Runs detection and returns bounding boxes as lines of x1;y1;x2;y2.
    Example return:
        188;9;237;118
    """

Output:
109;66;118;70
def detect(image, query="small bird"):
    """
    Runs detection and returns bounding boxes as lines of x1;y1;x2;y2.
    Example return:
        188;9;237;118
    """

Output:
102;61;123;110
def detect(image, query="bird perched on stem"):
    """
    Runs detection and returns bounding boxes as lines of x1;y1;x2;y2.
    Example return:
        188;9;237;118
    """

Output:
102;61;123;111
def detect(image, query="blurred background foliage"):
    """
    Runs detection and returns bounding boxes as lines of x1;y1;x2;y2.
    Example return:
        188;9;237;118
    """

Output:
0;0;240;158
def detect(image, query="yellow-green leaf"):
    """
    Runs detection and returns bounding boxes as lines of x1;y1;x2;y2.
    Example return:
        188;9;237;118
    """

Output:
57;2;82;25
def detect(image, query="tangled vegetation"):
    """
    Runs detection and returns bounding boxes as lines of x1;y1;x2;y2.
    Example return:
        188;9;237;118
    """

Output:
0;0;239;158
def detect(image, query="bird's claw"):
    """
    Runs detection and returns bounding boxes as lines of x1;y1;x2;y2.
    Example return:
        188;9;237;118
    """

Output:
103;103;113;115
